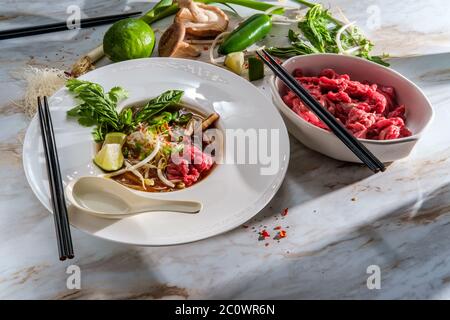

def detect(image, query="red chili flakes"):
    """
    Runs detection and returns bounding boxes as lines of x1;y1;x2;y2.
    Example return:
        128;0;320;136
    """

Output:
274;230;287;240
242;225;249;229
203;46;209;51
258;229;270;241
265;243;270;247
281;208;289;216
274;226;282;230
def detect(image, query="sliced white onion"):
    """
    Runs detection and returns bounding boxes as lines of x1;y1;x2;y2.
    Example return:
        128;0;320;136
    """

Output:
345;46;362;54
209;32;229;66
157;158;175;188
336;21;356;54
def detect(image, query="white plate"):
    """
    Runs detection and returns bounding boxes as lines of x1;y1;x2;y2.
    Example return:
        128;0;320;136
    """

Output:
23;58;290;246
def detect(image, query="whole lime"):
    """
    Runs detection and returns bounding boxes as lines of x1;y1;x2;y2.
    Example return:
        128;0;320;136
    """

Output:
103;18;155;62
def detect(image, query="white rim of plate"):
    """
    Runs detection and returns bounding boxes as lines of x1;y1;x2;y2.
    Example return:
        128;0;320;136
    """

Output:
22;57;290;246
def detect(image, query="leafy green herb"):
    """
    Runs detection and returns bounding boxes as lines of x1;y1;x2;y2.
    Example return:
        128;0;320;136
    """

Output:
267;1;389;66
66;79;184;141
149;111;173;126
298;4;336;53
172;111;192;125
66;79;128;141
133;90;183;125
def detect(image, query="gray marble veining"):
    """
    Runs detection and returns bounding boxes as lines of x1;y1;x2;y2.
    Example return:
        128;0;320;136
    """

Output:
1;0;450;299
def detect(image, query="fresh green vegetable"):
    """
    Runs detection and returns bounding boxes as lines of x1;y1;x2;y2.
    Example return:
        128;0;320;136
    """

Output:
172;111;192;125
218;13;272;55
140;0;285;25
66;79;184;141
149;111;173;126
267;1;389;66
133;90;183;125
66;79;128;141
248;56;264;81
103;18;155;62
140;0;177;25
200;0;284;14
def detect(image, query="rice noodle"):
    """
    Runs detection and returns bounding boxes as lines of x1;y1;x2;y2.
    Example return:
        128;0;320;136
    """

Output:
16;66;69;118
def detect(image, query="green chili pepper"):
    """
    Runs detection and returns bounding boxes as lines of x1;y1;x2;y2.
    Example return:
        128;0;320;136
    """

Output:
218;13;272;55
248;56;264;81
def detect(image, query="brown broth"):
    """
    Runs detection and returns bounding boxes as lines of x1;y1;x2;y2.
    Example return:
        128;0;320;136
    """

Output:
110;103;218;193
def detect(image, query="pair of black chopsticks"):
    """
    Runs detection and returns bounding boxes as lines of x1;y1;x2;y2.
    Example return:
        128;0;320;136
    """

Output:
0;11;141;40
256;49;385;173
38;97;74;261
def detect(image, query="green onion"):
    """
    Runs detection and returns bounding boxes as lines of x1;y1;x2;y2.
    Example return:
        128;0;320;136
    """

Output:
140;0;285;25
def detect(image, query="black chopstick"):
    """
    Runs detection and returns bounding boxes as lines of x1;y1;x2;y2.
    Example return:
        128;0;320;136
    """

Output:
0;11;141;40
260;50;382;172
43;96;74;259
38;97;74;260
37;98;65;259
257;49;385;173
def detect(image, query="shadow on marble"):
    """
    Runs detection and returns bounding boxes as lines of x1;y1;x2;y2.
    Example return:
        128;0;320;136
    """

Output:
249;137;374;214
209;182;450;299
390;52;450;87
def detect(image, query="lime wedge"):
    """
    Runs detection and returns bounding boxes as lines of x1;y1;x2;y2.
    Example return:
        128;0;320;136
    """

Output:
103;132;126;145
224;52;244;75
94;132;126;171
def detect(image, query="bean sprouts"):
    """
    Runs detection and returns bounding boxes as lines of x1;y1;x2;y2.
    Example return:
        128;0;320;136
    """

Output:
105;139;161;178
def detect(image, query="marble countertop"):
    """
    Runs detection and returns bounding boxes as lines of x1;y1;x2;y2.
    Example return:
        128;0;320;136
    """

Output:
2;0;450;299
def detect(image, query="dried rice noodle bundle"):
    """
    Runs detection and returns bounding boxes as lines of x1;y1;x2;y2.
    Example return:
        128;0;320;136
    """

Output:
17;66;69;118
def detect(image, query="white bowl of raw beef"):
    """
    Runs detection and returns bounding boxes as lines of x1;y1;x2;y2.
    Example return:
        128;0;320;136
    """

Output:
270;53;434;163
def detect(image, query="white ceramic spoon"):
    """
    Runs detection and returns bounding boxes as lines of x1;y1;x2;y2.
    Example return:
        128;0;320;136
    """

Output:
65;176;202;219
